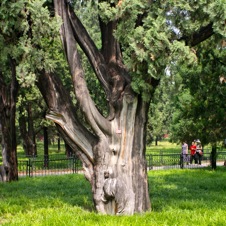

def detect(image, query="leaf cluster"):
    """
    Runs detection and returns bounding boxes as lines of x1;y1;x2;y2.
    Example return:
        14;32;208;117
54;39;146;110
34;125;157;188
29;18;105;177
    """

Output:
0;0;63;87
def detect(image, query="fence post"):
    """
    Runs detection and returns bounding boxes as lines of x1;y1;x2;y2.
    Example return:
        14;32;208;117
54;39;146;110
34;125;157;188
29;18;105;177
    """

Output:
26;160;28;176
160;150;163;165
150;154;153;170
28;158;31;177
44;154;49;169
180;154;184;169
147;155;149;170
72;155;76;173
210;146;217;170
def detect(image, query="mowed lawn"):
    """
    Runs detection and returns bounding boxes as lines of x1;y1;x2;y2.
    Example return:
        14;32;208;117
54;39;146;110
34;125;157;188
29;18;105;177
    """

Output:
0;167;226;226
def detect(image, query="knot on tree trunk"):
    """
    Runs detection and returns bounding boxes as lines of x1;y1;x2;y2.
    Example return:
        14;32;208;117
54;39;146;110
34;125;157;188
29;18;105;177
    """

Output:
0;164;10;182
102;174;135;215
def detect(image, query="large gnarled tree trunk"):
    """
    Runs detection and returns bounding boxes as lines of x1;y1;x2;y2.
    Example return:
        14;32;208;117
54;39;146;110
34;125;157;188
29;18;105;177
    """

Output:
36;1;157;215
36;0;215;215
37;0;214;215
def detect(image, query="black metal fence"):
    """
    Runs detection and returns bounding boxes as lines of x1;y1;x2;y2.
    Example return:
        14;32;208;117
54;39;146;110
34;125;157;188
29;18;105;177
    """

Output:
18;154;83;177
146;151;226;170
18;151;226;177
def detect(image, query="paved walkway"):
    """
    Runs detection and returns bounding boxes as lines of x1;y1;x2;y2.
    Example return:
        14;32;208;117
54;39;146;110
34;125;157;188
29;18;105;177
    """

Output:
150;161;225;170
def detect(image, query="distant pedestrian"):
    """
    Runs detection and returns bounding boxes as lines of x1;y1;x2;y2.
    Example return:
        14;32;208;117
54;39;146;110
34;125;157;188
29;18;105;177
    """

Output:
190;141;197;164
181;141;189;164
196;139;203;165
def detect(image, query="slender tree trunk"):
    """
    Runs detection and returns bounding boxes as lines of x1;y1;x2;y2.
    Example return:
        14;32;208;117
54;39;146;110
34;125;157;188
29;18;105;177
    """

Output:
27;102;37;156
65;142;73;157
43;126;49;168
155;136;158;146
57;133;61;152
211;145;217;170
19;103;37;156
0;58;19;181
18;107;29;156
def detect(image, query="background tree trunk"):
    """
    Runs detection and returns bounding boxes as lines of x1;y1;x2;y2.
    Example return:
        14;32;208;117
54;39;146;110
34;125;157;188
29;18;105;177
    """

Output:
0;58;19;181
43;126;49;168
57;133;61;153
19;103;37;156
211;145;217;170
65;142;73;157
27;102;37;156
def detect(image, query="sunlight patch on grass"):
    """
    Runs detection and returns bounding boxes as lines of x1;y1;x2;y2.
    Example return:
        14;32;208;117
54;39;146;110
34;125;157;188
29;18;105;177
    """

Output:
146;140;181;154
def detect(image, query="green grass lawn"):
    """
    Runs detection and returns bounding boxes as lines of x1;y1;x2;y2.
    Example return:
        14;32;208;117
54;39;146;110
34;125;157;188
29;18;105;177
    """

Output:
146;140;181;155
1;167;226;226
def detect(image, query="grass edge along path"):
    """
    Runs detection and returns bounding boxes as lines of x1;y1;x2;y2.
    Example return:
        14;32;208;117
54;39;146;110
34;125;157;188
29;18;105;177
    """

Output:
0;168;226;226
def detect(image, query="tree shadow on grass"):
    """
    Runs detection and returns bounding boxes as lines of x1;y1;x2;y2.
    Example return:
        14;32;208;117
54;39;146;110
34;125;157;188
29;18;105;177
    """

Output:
0;174;95;212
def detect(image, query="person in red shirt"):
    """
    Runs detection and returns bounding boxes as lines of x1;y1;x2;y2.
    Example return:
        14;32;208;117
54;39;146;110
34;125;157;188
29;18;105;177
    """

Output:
190;141;197;164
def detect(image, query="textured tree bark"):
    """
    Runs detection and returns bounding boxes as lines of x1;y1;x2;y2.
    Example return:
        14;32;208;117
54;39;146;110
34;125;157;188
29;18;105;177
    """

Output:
0;58;19;181
0;164;10;182
37;71;150;214
98;94;151;214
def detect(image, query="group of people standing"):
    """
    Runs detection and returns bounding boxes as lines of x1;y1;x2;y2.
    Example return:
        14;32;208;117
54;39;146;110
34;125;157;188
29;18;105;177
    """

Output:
181;140;203;165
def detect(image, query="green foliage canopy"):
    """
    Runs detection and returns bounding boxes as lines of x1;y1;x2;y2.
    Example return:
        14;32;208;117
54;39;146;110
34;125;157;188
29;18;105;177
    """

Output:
99;0;225;100
170;38;226;145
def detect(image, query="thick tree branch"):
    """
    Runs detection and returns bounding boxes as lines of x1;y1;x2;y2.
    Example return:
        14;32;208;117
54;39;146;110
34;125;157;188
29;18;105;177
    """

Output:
56;125;94;182
54;0;111;136
46;110;94;163
98;17;131;119
99;19;122;64
37;71;96;163
180;22;214;46
66;3;112;96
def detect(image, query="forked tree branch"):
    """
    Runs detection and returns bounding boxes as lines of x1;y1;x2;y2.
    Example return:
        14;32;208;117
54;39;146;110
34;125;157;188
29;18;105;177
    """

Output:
66;3;112;96
54;0;111;136
179;22;214;46
37;71;96;163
